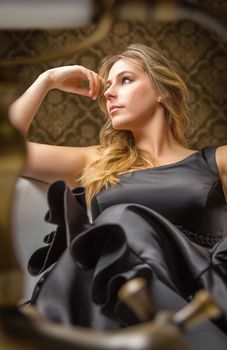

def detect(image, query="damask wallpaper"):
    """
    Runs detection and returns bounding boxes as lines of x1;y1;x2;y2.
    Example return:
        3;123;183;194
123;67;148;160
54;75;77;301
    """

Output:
0;0;227;149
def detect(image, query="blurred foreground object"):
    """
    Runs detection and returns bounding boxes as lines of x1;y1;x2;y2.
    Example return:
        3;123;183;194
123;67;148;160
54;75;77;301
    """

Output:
0;67;26;307
118;277;221;328
0;0;94;29
0;277;222;350
0;0;227;66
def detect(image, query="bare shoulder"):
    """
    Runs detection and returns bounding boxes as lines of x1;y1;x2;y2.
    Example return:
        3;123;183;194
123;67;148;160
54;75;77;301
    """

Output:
216;145;227;174
216;145;227;199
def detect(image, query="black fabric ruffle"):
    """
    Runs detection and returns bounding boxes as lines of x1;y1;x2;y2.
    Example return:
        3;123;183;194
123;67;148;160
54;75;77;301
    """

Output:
28;181;88;276
28;181;227;332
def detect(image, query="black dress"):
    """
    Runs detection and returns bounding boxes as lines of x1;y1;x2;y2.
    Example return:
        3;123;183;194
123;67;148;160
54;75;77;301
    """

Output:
28;146;227;349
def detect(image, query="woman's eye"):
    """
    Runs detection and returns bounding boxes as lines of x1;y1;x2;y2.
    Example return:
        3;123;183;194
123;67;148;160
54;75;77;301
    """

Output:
122;77;132;84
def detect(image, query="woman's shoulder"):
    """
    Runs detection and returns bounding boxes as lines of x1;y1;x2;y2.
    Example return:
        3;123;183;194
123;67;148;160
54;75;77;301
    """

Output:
215;145;227;200
216;144;227;154
216;145;227;174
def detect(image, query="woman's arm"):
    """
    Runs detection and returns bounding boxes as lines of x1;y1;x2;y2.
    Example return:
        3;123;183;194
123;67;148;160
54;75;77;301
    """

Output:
9;72;52;134
216;145;227;200
9;65;101;186
9;65;100;134
24;142;101;188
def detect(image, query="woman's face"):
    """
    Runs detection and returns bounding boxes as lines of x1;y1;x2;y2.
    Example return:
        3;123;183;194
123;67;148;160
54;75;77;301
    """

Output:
104;58;160;131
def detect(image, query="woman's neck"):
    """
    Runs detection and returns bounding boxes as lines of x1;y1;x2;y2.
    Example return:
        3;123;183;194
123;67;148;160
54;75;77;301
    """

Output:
132;118;190;166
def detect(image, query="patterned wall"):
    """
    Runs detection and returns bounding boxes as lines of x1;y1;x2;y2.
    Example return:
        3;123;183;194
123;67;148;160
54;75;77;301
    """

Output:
0;0;227;149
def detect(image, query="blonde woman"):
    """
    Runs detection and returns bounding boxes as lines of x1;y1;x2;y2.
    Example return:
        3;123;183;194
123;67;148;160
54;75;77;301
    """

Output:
10;44;227;348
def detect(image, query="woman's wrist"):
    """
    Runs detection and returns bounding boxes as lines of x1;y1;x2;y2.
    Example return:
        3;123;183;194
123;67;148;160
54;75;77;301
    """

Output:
38;70;55;92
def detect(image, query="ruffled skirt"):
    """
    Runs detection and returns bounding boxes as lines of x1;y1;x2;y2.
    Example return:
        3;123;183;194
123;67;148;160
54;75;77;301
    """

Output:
28;181;227;349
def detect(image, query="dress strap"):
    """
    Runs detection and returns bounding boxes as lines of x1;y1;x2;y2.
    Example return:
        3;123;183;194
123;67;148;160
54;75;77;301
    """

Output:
201;146;219;175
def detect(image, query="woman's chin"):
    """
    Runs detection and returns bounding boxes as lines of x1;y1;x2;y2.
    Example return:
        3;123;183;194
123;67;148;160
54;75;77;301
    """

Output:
111;120;130;131
112;124;129;131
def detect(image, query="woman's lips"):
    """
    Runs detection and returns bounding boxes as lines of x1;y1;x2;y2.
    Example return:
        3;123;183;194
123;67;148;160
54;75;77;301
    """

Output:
109;105;123;114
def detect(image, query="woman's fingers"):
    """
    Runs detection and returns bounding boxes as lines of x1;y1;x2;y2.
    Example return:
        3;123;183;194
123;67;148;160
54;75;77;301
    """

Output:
81;68;100;100
88;70;96;99
92;74;100;100
48;65;102;99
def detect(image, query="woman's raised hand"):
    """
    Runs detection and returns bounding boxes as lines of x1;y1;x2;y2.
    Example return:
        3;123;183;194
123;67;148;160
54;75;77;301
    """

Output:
46;65;101;100
9;65;101;135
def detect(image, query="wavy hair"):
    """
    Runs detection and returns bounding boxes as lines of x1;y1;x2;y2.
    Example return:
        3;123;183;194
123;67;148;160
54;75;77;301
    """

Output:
80;44;190;205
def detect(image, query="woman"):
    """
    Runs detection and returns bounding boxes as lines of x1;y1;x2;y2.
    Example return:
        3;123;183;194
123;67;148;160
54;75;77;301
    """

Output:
10;44;227;348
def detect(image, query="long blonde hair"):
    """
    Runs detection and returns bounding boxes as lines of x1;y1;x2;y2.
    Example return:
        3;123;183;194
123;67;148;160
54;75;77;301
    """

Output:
80;44;190;204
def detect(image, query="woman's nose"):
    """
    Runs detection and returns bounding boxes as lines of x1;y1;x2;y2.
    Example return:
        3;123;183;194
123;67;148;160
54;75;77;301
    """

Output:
104;86;117;100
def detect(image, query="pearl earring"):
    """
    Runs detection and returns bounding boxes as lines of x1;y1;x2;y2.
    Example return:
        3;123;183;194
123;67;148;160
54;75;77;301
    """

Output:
158;96;162;103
